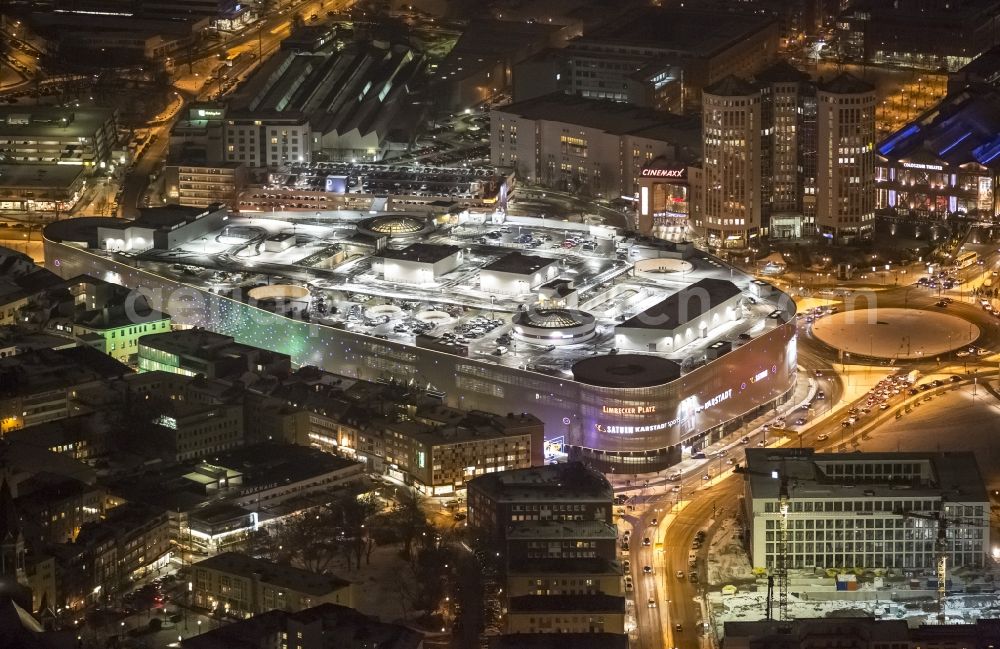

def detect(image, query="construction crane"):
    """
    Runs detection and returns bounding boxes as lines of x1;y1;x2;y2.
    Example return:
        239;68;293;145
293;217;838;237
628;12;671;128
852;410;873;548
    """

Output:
894;508;977;623
734;462;799;622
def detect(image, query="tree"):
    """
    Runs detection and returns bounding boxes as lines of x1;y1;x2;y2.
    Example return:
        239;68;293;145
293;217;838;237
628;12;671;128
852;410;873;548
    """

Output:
391;490;432;562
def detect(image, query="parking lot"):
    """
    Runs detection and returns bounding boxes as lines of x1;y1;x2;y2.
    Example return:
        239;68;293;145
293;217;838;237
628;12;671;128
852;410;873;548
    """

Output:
129;210;780;378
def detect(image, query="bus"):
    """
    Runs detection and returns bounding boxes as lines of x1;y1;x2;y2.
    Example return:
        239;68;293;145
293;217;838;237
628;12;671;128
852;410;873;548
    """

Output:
956;251;978;269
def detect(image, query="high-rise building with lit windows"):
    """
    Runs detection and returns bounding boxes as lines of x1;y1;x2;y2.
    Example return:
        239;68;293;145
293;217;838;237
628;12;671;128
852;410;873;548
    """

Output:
701;77;764;249
682;67;873;247
815;74;877;242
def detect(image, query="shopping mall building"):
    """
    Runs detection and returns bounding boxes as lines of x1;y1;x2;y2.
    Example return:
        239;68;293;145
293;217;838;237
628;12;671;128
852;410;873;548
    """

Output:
43;216;797;473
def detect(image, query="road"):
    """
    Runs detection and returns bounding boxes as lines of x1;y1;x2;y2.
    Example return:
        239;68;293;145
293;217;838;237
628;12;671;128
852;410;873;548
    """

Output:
626;263;1000;648
116;0;356;218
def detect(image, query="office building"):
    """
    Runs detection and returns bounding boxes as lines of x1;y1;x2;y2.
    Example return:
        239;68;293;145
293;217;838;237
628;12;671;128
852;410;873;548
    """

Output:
0;107;119;169
493;633;629;649
541;7;779;114
191;552;353;616
468;462;623;639
490;93;700;198
835;0;1000;72
645;67;873;247
71;307;171;366
876;84;1000;221
137;330;292;380
180;603;423;649
506;594;626;634
700;76;764;248
815;74;877;242
433;19;577;111
303;388;544;496
742;448;989;572
467;463;614;541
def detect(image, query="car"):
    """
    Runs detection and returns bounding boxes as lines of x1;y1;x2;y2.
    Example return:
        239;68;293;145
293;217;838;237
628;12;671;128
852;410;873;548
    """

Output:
648;598;657;608
950;375;962;382
814;369;823;377
642;537;651;546
676;570;685;579
817;433;829;441
623;560;631;572
668;472;682;482
794;417;807;426
675;623;683;632
621;542;629;552
702;473;711;480
453;512;467;521
816;391;826;400
741;436;751;444
671;485;681;493
625;580;633;591
650;518;658;526
689;573;700;584
643;565;653;574
757;440;767;447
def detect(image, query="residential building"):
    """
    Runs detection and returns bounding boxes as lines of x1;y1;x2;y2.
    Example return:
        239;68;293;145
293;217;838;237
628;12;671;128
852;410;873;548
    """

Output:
0;346;131;434
432;19;577;111
876;83;1000;222
191;552;353;616
13;474;103;545
71;502;172;596
0;248;64;327
0;107;119;169
835;0;1000;72
490;93;701;198
180;603;423;649
742;448;989;572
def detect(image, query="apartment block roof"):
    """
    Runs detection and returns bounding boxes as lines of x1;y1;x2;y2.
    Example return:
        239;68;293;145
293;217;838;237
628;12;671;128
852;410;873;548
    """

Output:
193;552;350;597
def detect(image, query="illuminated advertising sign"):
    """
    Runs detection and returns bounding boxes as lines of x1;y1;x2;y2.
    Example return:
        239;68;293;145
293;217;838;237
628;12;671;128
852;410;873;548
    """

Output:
196;108;224;119
641;168;687;179
593;366;778;436
903;162;943;171
601;405;656;415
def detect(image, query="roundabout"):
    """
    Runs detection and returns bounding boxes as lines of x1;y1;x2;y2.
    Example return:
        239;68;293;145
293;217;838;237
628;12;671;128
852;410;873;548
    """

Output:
812;307;979;360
